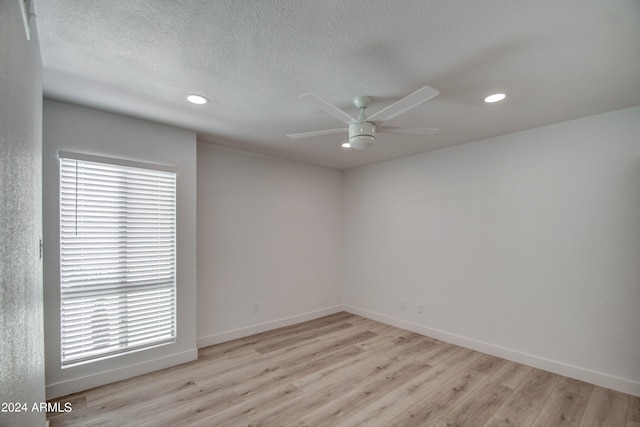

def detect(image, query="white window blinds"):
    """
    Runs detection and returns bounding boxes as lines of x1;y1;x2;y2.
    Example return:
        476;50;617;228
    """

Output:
59;153;177;367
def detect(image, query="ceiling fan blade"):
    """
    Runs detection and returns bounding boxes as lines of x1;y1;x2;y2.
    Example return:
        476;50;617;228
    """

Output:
368;86;439;124
378;125;439;136
300;92;355;124
286;128;346;139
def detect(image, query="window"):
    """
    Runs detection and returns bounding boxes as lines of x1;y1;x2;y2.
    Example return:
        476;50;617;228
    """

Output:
59;152;177;367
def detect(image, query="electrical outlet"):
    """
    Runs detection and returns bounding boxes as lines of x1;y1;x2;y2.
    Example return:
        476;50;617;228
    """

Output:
400;300;406;310
418;304;424;314
253;303;259;313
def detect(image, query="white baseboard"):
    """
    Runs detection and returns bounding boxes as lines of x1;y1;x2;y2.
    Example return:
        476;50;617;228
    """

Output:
197;305;343;348
46;305;639;399
46;349;198;399
47;306;339;399
342;305;640;397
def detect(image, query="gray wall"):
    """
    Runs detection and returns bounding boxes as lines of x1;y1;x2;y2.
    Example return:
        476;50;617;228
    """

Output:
43;100;198;398
0;1;46;426
343;106;640;395
197;144;343;346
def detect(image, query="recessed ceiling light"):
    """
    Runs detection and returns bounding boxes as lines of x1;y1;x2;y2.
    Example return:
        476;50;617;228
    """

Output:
341;142;351;149
187;94;208;105
484;93;506;103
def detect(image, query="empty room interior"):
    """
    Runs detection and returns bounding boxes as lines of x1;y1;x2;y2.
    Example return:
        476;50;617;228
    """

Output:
2;0;640;426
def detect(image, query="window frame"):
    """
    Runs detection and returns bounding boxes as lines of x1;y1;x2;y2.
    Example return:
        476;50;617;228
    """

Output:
58;152;177;367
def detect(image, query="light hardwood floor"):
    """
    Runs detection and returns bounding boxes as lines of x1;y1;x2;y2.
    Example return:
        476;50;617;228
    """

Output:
47;312;640;426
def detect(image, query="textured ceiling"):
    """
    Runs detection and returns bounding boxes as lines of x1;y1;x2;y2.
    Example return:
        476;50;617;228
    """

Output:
36;0;640;169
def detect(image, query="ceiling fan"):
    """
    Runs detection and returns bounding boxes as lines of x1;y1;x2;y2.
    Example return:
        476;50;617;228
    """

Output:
287;86;440;150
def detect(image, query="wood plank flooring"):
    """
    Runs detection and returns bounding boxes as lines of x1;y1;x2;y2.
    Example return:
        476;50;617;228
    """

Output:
47;312;638;426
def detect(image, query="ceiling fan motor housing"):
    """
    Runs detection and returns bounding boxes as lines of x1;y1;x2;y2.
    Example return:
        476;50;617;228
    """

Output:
349;121;376;150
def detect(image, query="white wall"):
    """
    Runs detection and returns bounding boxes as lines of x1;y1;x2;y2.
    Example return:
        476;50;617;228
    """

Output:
42;100;198;398
38;99;639;399
197;144;343;346
0;1;46;426
343;106;640;395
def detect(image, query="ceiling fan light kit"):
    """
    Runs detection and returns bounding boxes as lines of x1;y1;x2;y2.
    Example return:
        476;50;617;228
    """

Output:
348;121;376;150
288;86;440;150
